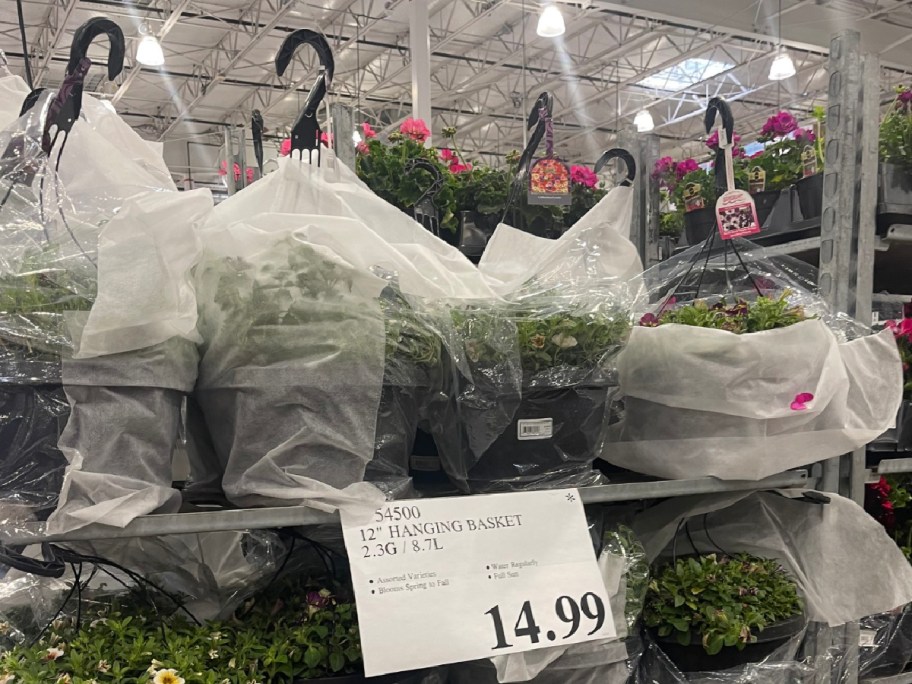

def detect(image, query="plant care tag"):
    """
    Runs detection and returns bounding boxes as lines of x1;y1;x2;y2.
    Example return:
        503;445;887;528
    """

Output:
749;165;766;193
341;490;613;676
528;157;571;205
683;182;704;212
859;629;878;648
801;145;817;177
715;189;761;239
517;418;553;440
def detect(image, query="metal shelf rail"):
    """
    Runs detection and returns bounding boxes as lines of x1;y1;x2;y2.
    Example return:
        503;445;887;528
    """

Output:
0;470;814;545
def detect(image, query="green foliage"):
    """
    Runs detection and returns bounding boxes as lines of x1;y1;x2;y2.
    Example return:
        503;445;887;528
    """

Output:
0;580;362;684
659;208;684;238
748;139;805;192
452;165;512;217
455;301;630;375
643;292;809;334
644;554;803;655
602;525;650;630
356;136;459;234
208;240;440;369
880;87;912;169
672;168;718;213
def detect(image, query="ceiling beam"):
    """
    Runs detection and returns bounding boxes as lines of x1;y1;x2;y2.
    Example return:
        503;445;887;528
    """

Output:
32;0;80;86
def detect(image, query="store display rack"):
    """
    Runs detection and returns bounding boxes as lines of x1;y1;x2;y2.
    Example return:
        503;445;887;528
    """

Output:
0;470;813;545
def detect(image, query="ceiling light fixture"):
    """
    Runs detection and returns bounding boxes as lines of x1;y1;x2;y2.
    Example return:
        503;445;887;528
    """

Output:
136;25;165;67
769;48;796;80
536;3;565;38
768;0;795;81
634;109;655;132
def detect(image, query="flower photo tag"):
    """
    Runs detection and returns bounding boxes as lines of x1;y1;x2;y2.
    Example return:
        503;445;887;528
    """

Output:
801;145;818;177
528;157;572;205
715;189;761;239
683;181;705;212
749;166;766;193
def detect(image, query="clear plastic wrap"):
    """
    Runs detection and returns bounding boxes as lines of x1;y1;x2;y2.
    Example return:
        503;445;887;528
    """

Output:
603;238;904;480
0;58;29;130
858;604;912;678
193;157;494;512
0;87;210;534
631;490;912;627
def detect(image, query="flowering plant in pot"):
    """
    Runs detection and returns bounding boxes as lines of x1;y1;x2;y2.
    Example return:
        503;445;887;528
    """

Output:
196;238;443;504
605;246;903;480
878;86;912;234
355;118;459;235
644;553;804;672
877;317;912;449
432;298;630;492
0;578;383;683
563;164;607;228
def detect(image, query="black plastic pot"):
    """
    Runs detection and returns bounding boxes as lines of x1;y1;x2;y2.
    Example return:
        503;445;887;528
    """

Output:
795;173;823;221
365;382;422;488
457;211;498;263
683;207;717;245
459;383;610;492
652;612;806;673
877;163;912;236
859;605;912;678
752;189;780;227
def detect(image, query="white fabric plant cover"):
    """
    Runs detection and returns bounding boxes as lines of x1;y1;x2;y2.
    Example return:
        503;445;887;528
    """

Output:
0;62;29;129
0;90;211;535
195;156;497;515
602;240;903;480
478;185;642;297
632;490;912;627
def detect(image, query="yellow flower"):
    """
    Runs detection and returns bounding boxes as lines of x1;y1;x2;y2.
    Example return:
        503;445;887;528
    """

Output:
97;660;110;673
147;659;164;675
530;334;546;349
153;670;185;684
208;649;218;660
56;676;71;684
45;647;64;661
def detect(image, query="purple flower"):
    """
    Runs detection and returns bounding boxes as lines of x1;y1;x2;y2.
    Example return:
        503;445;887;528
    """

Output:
306;591;331;609
794;127;817;145
900;89;912;104
652;156;675;180
760;111;799;140
705;130;742;151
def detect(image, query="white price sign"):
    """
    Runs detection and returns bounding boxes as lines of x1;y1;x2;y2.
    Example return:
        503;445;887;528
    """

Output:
341;489;614;676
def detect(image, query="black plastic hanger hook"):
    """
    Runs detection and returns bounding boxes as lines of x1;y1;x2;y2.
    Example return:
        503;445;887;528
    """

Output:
704;96;735;195
251;109;264;175
67;17;125;81
595;148;636;187
275;29;335;163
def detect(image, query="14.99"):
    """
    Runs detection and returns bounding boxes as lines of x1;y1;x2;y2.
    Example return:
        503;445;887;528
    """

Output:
485;593;606;650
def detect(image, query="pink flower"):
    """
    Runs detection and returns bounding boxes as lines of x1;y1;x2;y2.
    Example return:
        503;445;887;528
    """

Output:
218;161;243;181
361;122;377;139
320;131;333;147
570;165;598;188
639;313;659;327
900;89;912;105
400;117;430;143
706;130;741;150
886;319;912;339
449;162;472;173
761;111;799;139
246;167;254;184
790;392;815;411
653;156;675;179
675;158;700;179
439;148;456;162
356;141;370;155
794;128;817;145
280;138;291;157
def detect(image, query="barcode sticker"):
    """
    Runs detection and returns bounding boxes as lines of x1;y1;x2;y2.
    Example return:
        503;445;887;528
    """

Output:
517;418;554;441
859;629;878;648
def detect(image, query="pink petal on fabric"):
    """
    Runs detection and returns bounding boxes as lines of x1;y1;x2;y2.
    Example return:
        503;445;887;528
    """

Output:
790;392;815;411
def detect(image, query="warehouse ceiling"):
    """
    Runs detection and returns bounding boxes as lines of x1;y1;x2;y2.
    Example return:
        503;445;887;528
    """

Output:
2;0;912;178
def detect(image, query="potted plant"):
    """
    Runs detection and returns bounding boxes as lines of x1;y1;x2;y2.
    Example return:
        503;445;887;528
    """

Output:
564;165;607;228
643;553;805;672
196;237;441;504
0;575;427;683
878;86;912;235
751;111;818;226
0;249;89;519
652;156;685;249
674;165;717;245
606;277;904;480
433;299;630;492
355;118;459;240
793;106;826;221
880;317;912;449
